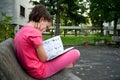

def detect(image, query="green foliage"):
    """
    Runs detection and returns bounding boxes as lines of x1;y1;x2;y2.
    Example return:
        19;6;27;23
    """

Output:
93;32;101;36
30;0;88;26
88;0;120;35
93;32;111;44
30;0;89;35
0;13;14;42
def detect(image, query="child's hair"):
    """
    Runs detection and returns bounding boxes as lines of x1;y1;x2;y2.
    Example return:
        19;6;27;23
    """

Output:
29;4;52;22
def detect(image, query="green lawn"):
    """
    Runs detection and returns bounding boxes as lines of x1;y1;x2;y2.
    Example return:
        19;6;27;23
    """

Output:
43;35;112;45
61;35;95;45
0;34;113;45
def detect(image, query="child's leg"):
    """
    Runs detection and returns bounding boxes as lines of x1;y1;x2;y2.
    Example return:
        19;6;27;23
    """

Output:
44;49;80;78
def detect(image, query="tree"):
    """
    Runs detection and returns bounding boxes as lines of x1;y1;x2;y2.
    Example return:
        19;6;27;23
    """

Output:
88;0;120;36
60;0;88;26
106;0;120;35
0;13;14;42
88;0;107;35
30;0;88;35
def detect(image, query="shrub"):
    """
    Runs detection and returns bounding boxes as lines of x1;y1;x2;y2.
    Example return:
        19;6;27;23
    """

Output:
0;13;14;42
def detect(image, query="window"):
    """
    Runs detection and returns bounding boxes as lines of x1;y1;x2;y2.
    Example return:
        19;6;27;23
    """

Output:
20;5;25;17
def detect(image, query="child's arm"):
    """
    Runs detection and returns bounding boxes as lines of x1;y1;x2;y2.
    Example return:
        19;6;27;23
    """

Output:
36;45;48;62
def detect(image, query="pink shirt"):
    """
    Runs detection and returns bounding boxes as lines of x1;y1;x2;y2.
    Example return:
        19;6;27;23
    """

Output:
14;26;46;78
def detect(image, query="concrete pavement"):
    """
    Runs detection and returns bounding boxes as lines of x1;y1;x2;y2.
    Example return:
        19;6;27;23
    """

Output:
65;45;120;80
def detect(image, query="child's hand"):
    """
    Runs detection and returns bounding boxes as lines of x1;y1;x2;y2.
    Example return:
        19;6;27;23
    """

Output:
34;22;46;32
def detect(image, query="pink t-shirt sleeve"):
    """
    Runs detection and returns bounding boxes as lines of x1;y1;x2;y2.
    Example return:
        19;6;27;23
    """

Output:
25;27;43;48
29;36;42;48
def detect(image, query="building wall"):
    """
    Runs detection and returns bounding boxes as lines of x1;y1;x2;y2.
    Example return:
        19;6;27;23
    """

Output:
0;0;33;33
0;0;32;26
0;0;14;18
103;20;120;30
13;0;32;25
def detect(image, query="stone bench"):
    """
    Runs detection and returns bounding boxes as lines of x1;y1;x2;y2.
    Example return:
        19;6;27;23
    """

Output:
0;38;81;80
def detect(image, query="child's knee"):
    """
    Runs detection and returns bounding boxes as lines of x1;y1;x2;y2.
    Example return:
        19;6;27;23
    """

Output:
74;49;80;57
70;49;80;58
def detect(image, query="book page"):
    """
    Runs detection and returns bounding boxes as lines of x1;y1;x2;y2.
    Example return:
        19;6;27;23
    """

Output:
43;36;64;60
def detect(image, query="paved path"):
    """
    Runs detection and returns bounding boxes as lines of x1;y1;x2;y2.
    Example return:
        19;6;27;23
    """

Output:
65;45;120;80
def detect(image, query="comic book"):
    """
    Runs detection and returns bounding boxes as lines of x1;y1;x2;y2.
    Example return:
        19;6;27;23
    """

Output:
43;36;74;61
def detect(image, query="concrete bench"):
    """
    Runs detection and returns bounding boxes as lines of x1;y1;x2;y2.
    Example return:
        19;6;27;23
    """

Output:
0;38;81;80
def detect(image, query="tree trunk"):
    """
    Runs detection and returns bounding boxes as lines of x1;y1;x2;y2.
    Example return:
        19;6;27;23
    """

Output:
55;1;60;36
100;21;104;36
113;15;118;36
118;30;120;36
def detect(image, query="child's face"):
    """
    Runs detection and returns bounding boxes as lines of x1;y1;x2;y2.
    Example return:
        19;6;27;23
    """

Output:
35;20;52;33
39;20;52;32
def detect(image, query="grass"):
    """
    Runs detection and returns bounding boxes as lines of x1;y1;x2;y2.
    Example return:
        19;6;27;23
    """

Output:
61;35;95;45
43;35;97;45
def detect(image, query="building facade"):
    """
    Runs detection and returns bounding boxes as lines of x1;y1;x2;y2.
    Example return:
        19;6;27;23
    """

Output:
103;19;120;35
0;0;32;33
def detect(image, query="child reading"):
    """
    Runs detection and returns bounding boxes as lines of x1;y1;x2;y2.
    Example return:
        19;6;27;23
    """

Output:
14;4;80;79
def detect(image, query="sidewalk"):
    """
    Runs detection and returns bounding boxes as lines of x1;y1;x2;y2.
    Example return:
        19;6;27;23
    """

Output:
66;45;120;80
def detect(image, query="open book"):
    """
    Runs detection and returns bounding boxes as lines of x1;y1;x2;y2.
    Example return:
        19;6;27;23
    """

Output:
43;36;74;61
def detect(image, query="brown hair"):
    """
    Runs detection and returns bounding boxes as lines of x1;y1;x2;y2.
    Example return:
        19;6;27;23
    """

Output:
29;4;52;22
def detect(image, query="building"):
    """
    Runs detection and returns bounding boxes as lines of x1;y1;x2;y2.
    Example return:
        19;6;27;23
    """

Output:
0;0;32;33
103;19;120;35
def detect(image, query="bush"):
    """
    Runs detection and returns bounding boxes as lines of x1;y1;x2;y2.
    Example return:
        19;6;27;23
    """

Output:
0;13;14;42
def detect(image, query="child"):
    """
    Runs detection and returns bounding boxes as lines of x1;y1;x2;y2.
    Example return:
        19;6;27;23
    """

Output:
14;4;80;79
